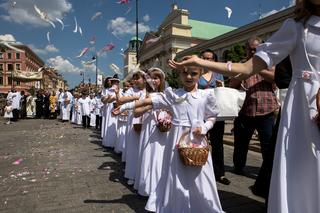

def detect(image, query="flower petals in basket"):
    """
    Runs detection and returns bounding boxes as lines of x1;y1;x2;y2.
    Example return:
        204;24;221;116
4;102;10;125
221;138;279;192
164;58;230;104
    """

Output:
177;131;209;167
156;110;172;132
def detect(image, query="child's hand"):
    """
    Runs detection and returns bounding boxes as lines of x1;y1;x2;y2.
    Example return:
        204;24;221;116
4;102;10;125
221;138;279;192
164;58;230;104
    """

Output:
216;80;224;87
192;127;202;138
112;107;121;116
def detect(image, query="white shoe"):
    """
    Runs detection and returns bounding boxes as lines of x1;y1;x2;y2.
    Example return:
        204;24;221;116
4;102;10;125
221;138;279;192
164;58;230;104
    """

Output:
127;179;134;185
6;121;10;125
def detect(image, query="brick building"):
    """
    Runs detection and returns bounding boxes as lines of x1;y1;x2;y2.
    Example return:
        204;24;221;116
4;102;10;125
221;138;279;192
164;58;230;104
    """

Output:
0;44;44;94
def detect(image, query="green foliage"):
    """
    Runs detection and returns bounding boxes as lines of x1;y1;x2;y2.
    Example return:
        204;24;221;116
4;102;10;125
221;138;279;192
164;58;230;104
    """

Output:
224;44;246;62
166;70;182;89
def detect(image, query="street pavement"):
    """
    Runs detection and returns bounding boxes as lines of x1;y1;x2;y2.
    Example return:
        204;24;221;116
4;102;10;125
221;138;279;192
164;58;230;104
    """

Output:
0;119;265;213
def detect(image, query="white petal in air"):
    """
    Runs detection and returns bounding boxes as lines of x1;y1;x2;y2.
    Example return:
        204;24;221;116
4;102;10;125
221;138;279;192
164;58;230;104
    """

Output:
55;18;65;30
225;6;232;19
34;4;55;28
79;26;83;36
73;17;78;33
109;63;122;74
91;12;102;21
46;32;51;44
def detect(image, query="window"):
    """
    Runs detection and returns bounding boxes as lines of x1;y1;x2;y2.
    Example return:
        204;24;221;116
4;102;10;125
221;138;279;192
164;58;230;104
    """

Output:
8;64;13;71
16;53;20;59
8;77;12;85
0;64;3;71
8;53;12;59
16;80;20;86
0;76;3;85
0;53;3;59
16;64;21;70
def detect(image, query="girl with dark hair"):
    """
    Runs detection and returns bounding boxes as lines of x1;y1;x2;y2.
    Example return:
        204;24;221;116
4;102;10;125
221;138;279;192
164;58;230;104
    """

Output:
169;0;320;212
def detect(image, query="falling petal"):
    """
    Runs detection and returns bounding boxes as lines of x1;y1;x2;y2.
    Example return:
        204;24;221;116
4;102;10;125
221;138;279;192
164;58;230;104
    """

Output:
34;4;55;28
79;26;83;36
76;47;89;58
46;32;51;44
124;7;132;15
117;0;130;4
90;12;102;21
73;17;78;33
101;43;115;52
225;6;232;19
55;18;65;30
109;63;122;74
12;158;23;165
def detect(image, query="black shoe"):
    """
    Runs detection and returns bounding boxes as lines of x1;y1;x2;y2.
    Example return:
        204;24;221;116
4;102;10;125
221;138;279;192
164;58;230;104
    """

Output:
250;185;267;199
217;176;231;185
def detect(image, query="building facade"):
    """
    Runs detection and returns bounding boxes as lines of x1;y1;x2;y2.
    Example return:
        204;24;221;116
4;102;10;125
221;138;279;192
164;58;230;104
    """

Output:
137;4;236;73
176;7;295;61
0;44;44;94
123;37;142;77
42;67;67;92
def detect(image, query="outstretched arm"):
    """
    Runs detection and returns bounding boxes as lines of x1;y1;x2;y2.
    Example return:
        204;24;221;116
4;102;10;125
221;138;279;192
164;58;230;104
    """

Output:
168;55;268;77
133;105;153;118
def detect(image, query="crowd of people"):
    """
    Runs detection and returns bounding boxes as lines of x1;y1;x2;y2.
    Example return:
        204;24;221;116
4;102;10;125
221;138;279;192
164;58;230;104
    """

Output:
2;0;320;212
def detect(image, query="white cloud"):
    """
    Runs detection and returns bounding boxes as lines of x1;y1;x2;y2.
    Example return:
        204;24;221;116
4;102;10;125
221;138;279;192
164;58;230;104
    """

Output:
47;56;96;74
261;6;286;18
27;44;59;55
107;17;150;36
0;0;72;27
143;14;150;22
0;34;16;42
45;44;59;53
47;56;83;74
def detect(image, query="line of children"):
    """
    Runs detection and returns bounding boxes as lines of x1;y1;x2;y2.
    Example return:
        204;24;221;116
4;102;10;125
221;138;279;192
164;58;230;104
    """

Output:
101;66;224;212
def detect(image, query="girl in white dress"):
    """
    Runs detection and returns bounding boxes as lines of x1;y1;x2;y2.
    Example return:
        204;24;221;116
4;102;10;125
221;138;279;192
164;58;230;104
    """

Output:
131;68;169;196
115;66;224;212
101;77;112;139
4;101;13;124
89;93;96;127
115;71;145;185
102;78;120;148
169;1;320;212
114;81;131;154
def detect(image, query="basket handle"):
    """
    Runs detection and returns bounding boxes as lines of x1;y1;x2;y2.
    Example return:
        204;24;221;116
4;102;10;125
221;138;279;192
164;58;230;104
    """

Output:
177;130;208;147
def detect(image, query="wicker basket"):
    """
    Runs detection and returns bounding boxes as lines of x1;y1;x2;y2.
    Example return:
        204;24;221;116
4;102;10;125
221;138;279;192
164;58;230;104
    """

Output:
177;131;209;167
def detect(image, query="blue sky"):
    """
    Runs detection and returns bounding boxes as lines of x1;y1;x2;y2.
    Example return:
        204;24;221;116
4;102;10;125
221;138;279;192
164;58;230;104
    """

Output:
0;0;294;88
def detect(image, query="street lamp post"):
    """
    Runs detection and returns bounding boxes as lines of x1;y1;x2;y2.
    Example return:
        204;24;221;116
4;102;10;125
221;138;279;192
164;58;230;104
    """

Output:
93;55;98;87
135;0;139;62
80;71;84;84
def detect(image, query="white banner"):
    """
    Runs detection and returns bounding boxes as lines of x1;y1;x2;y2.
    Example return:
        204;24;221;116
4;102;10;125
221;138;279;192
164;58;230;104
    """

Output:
13;70;43;80
97;74;103;86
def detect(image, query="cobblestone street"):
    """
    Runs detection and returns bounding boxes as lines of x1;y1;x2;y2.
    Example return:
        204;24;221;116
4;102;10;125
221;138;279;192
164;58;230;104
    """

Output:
0;119;265;213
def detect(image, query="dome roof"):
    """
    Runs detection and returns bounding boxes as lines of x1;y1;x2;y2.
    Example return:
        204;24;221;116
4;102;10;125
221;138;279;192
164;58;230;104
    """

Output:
130;36;142;41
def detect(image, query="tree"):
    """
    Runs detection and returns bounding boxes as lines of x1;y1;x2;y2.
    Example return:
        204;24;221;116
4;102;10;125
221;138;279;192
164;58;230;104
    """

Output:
224;44;246;63
166;69;182;89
